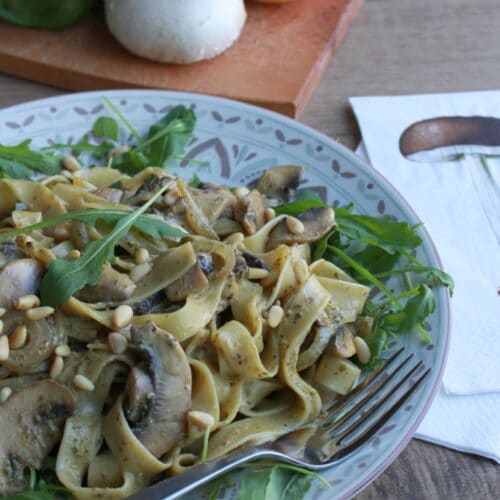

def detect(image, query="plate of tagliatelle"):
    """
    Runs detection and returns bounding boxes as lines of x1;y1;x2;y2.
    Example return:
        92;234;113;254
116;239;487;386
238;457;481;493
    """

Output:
0;90;451;500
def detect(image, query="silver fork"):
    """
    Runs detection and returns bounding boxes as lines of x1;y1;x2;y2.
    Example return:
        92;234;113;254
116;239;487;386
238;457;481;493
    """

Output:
129;348;430;500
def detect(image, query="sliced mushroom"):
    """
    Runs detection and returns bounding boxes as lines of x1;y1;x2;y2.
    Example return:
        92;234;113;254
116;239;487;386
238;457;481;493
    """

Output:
76;263;136;303
190;184;237;224
126;174;173;205
126;323;192;457
0;259;42;309
3;312;62;374
165;263;209;302
0;380;75;495
196;253;215;276
0;239;22;270
329;324;357;358
255;165;302;201
212;217;242;237
234;189;265;235
241;251;268;270
124;367;155;423
132;291;167;316
266;207;336;251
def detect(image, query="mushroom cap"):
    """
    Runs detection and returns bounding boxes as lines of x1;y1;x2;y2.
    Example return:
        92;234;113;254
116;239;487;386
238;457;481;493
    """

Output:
105;0;247;64
0;380;75;495
0;258;42;309
266;207;336;251
127;323;192;457
255;165;303;201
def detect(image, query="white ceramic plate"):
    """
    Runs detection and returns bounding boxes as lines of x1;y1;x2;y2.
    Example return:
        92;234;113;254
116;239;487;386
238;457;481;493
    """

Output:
0;90;450;499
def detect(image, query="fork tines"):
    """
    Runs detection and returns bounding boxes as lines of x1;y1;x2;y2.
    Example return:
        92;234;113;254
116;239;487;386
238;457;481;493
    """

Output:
311;348;431;462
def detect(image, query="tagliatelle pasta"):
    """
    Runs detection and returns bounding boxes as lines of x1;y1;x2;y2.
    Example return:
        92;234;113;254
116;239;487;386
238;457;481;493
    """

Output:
0;165;373;498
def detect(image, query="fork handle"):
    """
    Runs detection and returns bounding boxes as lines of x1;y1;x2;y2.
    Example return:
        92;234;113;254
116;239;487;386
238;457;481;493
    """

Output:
128;447;283;500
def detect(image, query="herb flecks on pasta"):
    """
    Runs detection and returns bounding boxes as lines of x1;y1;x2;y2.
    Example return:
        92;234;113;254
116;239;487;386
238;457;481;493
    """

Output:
0;110;452;498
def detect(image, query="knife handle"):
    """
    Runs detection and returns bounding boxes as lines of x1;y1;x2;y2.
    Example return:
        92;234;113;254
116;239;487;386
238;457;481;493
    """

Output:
399;116;500;157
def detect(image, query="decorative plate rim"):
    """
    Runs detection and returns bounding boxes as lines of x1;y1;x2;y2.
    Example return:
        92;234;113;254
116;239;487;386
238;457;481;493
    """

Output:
0;89;451;499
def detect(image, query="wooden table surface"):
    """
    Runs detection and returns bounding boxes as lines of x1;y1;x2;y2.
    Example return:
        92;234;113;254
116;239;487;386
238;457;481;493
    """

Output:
0;0;498;498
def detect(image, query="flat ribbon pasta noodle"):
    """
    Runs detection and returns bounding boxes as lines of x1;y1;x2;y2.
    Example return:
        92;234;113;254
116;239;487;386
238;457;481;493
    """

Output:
315;276;370;322
133;240;235;341
211;321;278;380
72;167;126;189
0;179;66;218
243;215;286;253
206;275;330;459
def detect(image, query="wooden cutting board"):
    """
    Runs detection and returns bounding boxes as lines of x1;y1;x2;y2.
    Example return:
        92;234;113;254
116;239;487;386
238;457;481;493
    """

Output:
0;0;363;117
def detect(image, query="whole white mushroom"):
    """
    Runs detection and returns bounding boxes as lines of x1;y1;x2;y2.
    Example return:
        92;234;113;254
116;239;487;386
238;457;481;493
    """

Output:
104;0;247;64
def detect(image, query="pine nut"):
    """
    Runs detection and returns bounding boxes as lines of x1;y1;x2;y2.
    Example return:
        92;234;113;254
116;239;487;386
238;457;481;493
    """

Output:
354;336;371;364
267;305;284;328
25;306;55;321
73;374;95;391
187;410;215;429
49;355;64;378
9;325;27;349
108;332;128;354
264;208;276;222
0;308;6;318
55;344;71;357
62;170;73;179
66;249;81;259
0;387;12;403
15;294;40;310
37;248;56;265
135;248;150;265
0;320;3;335
110;145;131;157
248;268;270;280
286;216;305;235
293;259;309;284
62;155;82;172
0;336;9;361
234;187;250;199
112;305;133;330
130;262;153;282
53;226;70;242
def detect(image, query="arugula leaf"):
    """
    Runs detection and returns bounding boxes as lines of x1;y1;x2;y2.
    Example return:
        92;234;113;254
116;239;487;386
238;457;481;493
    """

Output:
381;284;436;334
348;246;401;277
143;106;196;167
42;134;115;160
375;265;455;294
39;184;171;307
0;140;61;175
5;463;70;500
274;191;328;216
235;464;324;500
103;96;142;145
335;208;422;254
110;150;150;175
189;173;202;188
0;158;33;179
280;473;315;500
92;116;119;141
0;208;187;241
360;329;388;370
311;230;334;261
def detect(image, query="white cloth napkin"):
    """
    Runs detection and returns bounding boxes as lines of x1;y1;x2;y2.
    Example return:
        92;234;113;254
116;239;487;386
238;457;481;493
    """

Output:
356;142;500;463
351;91;500;463
350;92;500;396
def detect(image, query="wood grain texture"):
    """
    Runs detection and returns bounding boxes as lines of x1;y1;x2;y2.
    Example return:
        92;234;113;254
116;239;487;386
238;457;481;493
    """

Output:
0;0;364;118
0;0;499;497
